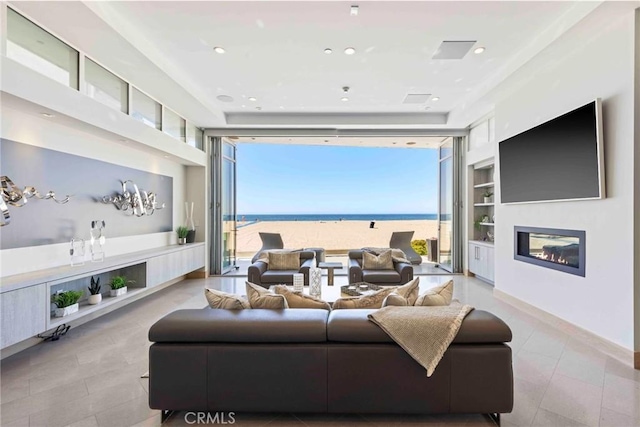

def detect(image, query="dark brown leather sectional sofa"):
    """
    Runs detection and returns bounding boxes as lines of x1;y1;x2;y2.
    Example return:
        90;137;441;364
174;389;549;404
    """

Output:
148;308;513;423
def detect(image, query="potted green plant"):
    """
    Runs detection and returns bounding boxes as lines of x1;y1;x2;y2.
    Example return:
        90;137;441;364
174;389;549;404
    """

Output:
87;276;102;305
483;190;494;204
177;226;189;245
110;275;133;297
52;290;83;317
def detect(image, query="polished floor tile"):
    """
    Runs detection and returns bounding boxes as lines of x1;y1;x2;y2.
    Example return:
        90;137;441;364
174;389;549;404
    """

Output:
1;274;638;427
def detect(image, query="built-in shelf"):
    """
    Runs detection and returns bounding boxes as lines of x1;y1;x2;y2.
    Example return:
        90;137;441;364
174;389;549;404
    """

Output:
48;288;146;329
479;223;495;226
474;203;495;207
474;182;495;189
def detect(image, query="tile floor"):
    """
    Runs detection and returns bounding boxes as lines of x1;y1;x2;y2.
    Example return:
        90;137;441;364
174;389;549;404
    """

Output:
1;274;638;427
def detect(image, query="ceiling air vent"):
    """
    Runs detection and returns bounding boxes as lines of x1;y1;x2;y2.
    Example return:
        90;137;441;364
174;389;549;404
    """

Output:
432;41;476;60
403;94;431;104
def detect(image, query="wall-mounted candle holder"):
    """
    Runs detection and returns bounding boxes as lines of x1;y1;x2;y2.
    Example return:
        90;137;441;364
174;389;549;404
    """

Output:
102;180;165;217
1;175;72;226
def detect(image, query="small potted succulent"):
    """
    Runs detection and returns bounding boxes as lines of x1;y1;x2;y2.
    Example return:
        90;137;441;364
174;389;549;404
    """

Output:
483;190;494;204
52;290;83;317
110;275;133;297
177;226;189;245
87;276;102;305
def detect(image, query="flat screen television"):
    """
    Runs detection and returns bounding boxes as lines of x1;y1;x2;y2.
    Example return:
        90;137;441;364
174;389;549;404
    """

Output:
498;99;605;204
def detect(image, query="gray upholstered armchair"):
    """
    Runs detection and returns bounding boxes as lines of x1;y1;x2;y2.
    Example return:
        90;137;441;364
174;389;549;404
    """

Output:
248;250;316;288
348;249;413;286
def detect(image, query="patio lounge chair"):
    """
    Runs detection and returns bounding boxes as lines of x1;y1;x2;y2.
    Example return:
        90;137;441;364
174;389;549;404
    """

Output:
389;231;423;265
251;232;285;263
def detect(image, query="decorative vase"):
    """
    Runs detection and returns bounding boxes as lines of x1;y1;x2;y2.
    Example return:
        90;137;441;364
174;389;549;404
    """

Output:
55;303;79;317
178;237;187;245
110;287;127;297
185;202;196;243
90;220;106;262
70;238;85;266
88;294;102;305
293;273;304;292
309;268;322;297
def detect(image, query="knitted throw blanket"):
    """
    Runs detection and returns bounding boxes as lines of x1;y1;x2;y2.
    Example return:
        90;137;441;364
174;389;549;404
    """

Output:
368;304;474;376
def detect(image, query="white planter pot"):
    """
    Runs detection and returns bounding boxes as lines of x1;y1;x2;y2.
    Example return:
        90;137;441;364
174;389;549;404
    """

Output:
110;287;127;297
484;197;492;204
54;303;79;318
88;294;102;305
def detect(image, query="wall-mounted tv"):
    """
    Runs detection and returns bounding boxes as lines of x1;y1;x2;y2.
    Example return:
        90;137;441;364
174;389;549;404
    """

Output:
499;99;605;204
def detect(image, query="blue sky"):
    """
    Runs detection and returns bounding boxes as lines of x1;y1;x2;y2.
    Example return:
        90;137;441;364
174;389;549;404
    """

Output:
236;143;438;214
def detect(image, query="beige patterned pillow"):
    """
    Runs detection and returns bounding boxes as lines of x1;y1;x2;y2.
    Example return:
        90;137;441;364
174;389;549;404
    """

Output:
204;288;251;309
268;251;300;270
245;281;289;309
381;292;408;307
333;287;397;309
414;280;454;306
362;250;394;270
272;285;331;310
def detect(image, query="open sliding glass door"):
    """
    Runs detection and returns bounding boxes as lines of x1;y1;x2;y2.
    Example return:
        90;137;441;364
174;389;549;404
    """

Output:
211;137;237;275
437;137;462;273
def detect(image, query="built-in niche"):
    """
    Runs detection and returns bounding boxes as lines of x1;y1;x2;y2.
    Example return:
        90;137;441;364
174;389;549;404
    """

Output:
0;138;173;250
514;226;585;277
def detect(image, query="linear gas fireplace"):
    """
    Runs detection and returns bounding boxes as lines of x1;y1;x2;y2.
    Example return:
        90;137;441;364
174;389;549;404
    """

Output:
514;226;585;277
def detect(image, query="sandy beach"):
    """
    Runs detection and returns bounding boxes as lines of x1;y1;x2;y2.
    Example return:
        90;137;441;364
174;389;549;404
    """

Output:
235;220;438;257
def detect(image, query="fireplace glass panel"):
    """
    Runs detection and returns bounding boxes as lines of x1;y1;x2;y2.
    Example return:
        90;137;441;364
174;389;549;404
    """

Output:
528;234;580;267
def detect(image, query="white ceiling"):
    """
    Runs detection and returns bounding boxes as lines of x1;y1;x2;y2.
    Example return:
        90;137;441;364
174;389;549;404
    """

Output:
10;1;603;129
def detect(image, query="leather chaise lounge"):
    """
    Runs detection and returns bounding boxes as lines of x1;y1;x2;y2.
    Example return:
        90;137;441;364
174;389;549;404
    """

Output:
148;308;513;424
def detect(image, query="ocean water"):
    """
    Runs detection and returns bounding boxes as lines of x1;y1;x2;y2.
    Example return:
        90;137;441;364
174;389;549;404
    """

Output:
237;213;437;222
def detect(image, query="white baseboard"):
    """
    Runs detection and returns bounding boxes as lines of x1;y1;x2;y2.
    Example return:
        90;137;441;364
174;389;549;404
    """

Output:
493;289;636;369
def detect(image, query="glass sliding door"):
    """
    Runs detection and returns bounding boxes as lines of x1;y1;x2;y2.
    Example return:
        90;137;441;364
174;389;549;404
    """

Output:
221;143;237;272
211;137;237;274
437;137;462;273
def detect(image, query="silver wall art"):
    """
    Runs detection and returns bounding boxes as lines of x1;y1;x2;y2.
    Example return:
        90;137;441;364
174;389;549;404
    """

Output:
1;175;72;226
102;180;165;217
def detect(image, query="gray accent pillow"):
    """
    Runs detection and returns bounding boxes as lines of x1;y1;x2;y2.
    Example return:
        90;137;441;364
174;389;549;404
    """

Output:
268;251;300;270
204;288;251;309
246;281;289;309
362;250;394;270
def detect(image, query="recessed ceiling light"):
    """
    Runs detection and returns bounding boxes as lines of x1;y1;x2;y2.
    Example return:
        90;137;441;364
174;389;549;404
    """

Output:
344;47;356;55
255;106;262;110
248;97;257;101
406;141;416;145
40;113;55;118
324;48;333;54
431;97;440;102
474;47;485;54
350;5;359;16
341;97;349;102
164;155;170;158
241;104;246;108
213;46;226;54
216;95;234;103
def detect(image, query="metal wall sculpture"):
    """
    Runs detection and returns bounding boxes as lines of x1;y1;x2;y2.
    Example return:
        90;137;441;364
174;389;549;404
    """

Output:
102;180;165;217
1;175;72;226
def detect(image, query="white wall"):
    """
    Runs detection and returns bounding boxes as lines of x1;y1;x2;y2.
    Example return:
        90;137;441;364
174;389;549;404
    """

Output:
0;107;187;276
466;3;637;350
